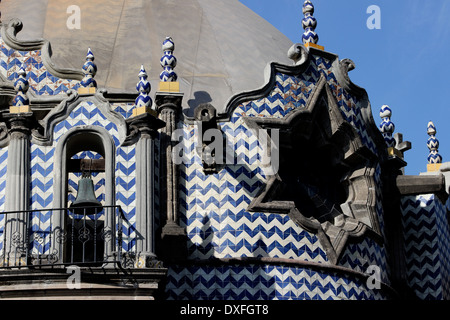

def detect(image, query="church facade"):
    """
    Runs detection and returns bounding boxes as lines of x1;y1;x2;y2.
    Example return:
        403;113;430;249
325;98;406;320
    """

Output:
0;0;449;300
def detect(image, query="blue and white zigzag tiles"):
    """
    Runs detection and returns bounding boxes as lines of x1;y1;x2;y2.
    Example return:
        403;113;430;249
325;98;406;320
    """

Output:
165;264;388;300
0;37;80;95
28;101;138;255
169;51;391;300
0;148;7;256
401;194;450;300
2;23;449;301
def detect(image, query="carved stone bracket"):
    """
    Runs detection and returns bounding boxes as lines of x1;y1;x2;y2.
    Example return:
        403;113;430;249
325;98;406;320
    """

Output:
194;103;223;174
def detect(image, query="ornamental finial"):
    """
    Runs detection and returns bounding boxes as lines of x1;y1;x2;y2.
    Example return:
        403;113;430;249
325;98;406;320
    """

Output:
302;1;319;46
132;65;157;117
379;105;396;149
160;37;178;82
13;65;29;107
135;65;153;109
80;48;97;91
427;121;442;165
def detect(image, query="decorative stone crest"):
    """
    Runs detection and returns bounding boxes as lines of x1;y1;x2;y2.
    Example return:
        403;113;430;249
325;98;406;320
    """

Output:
79;48;97;94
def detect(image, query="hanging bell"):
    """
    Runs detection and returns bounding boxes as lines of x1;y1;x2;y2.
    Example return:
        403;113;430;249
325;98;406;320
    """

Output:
70;174;102;210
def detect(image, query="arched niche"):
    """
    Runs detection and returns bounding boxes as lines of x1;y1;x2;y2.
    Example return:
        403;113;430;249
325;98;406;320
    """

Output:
51;125;116;264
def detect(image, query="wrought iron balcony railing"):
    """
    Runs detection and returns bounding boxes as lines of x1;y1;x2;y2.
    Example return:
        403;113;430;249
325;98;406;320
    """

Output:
0;205;128;269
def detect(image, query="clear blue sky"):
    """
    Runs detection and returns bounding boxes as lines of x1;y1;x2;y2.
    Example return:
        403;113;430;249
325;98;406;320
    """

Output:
241;0;450;175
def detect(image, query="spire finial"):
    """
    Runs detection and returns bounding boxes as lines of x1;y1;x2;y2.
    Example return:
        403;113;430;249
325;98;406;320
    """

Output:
10;64;31;113
79;48;97;94
132;65;157;117
427;121;442;166
160;37;177;82
302;1;319;46
158;37;180;93
13;65;29;107
379;105;396;149
135;65;152;109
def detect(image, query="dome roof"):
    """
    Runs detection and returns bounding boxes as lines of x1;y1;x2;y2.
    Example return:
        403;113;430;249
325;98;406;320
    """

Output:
1;0;293;116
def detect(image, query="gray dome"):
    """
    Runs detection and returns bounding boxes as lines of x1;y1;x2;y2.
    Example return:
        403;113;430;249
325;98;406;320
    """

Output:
1;0;293;116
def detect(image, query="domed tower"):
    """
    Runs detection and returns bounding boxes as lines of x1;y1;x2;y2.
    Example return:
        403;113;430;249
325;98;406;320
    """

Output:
0;0;449;302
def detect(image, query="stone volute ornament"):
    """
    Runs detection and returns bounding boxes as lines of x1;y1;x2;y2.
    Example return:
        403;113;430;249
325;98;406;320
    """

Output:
79;48;97;94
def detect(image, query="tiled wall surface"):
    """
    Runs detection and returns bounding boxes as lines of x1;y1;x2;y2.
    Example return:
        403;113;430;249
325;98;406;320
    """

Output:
0;27;448;300
401;194;450;299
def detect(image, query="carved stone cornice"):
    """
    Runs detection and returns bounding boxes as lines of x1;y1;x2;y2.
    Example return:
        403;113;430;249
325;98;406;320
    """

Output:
123;112;166;146
4;111;35;139
155;92;183;114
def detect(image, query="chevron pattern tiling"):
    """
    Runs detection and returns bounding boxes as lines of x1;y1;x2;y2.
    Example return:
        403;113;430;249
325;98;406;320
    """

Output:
231;74;315;122
0;26;404;301
170;52;392;300
30;144;55;255
0;36;80;95
0;148;7;256
116;145;137;252
165;264;388;300
28;101;136;255
401;194;450;300
178;117;329;262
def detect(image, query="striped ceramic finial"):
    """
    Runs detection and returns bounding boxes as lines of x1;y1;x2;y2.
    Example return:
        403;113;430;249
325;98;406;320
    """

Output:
80;48;97;88
302;1;319;45
379;105;396;148
135;65;153;109
427;121;442;164
160;37;178;82
13;65;30;107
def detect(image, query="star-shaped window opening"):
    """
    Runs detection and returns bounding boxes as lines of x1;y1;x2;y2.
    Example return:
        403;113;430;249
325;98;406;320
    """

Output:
245;75;381;264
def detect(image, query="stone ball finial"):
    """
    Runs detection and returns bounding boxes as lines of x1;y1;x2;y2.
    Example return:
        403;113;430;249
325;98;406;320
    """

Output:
427;121;442;164
302;0;319;45
135;65;153;109
160;37;178;82
13;64;30;107
379;105;396;148
80;48;97;88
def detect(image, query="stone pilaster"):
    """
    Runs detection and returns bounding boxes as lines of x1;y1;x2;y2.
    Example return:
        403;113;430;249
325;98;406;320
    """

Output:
3;112;34;266
127;113;165;268
156;93;187;261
